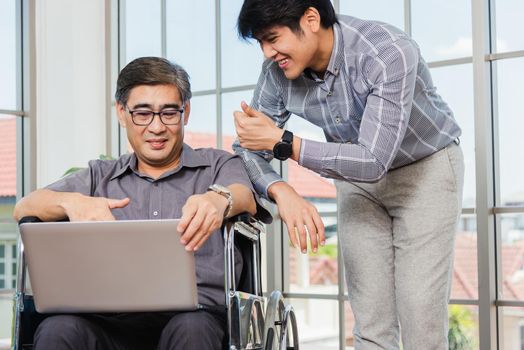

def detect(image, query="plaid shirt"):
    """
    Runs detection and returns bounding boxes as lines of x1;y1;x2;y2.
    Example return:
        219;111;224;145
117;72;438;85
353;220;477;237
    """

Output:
233;15;461;200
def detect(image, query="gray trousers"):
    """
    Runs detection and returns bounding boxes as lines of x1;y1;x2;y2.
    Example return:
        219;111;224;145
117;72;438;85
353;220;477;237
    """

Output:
336;143;464;350
33;309;227;350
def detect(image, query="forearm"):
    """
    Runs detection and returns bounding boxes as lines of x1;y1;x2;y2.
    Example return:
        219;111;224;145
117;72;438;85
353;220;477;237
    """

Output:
227;184;256;218
13;189;82;222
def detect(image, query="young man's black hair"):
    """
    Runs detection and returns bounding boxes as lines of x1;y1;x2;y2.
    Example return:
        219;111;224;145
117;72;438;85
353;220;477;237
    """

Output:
237;0;338;40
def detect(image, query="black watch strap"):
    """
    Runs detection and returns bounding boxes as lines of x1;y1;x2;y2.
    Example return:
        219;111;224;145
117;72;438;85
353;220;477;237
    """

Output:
281;130;293;144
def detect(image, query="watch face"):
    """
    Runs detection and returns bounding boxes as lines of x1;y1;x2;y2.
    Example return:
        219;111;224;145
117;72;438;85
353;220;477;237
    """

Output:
274;142;293;161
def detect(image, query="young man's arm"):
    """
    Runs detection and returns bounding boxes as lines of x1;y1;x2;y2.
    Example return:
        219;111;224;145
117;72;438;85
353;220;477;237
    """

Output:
177;183;256;252
13;189;130;222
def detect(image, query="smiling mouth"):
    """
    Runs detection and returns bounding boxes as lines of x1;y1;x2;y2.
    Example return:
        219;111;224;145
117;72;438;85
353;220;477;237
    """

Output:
147;139;167;149
278;58;289;68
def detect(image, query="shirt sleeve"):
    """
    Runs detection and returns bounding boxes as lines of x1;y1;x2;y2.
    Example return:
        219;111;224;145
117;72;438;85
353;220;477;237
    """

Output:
299;38;419;182
232;60;292;200
45;165;94;195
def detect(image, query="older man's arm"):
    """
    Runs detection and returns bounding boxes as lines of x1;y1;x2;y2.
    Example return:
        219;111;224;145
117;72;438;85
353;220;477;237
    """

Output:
177;184;256;252
13;189;130;222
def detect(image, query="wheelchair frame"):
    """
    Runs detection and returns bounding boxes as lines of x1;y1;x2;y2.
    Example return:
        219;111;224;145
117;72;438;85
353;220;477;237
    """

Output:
224;216;299;350
11;216;299;350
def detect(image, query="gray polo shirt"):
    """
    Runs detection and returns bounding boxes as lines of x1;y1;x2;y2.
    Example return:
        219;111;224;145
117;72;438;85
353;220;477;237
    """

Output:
46;143;270;305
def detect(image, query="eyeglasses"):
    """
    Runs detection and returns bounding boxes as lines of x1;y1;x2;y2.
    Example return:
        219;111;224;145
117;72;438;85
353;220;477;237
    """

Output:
126;105;184;126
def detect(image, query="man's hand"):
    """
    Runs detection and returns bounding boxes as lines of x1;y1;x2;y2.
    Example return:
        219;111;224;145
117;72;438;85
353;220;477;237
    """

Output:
177;191;228;251
61;193;130;221
234;101;283;151
269;182;325;253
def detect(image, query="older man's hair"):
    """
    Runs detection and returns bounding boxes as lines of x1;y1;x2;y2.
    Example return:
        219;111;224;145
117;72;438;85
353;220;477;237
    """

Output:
115;57;192;105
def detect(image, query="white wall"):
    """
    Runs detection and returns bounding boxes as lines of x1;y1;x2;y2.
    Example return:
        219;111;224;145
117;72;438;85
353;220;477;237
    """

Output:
36;0;107;187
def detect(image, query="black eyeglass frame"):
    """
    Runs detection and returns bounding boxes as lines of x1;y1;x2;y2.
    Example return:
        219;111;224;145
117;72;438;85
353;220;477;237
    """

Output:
125;105;185;126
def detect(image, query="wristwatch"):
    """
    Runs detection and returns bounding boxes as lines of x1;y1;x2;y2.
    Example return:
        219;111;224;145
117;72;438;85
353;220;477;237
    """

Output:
273;130;293;161
208;184;233;218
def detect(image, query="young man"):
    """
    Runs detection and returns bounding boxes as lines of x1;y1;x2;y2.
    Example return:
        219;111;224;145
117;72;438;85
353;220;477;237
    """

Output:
14;56;269;350
233;0;464;349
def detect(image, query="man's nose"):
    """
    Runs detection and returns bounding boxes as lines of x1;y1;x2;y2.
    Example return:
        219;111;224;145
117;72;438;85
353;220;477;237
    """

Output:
261;42;277;59
147;114;167;132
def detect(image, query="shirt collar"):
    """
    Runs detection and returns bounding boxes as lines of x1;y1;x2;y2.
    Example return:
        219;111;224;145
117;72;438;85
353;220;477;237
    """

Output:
325;22;344;77
110;143;211;181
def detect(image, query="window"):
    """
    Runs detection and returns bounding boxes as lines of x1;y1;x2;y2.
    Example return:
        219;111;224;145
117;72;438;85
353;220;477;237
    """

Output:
411;0;472;62
116;1;524;348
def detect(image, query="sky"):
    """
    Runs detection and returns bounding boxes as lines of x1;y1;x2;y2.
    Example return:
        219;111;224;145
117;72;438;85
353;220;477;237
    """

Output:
1;0;524;208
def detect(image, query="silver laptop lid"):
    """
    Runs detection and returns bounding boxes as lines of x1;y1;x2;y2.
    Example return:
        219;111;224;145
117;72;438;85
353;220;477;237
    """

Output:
20;219;198;313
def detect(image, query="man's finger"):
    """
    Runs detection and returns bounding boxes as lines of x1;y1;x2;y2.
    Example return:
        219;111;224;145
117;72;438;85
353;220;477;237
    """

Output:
304;215;319;253
240;101;259;118
180;209;206;247
285;221;299;249
296;222;308;253
178;203;197;237
312;213;326;246
107;197;130;209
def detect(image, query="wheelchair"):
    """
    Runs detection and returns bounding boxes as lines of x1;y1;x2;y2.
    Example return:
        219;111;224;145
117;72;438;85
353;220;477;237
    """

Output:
12;215;299;350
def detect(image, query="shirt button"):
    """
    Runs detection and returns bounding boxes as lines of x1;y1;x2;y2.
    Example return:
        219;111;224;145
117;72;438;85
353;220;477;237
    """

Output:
335;116;341;124
153;211;158;216
327;91;333;96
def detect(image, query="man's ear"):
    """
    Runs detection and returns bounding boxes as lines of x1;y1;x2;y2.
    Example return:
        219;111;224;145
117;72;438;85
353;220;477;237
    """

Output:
116;102;127;128
183;100;191;126
302;7;321;33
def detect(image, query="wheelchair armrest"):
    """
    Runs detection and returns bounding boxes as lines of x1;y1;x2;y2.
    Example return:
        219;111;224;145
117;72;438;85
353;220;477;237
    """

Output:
18;216;43;225
227;214;265;242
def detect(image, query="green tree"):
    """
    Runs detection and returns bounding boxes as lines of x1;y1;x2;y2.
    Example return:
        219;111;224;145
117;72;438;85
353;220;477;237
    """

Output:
448;305;476;350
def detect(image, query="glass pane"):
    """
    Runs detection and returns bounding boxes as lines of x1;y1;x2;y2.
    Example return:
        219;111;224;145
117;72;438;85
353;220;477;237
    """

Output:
221;0;264;88
288;213;338;295
124;0;161;63
452;214;478;300
494;0;524;52
496;58;524;206
0;263;4;273
339;0;404;31
221;90;254;152
499;214;524;301
430;64;475;208
12;244;16;258
166;0;216;92
500;307;524;349
289;298;339;349
0;0;17;110
0;280;4;289
0;246;3;258
184;94;217;149
448;305;479;349
0;116;18;250
411;0;472;62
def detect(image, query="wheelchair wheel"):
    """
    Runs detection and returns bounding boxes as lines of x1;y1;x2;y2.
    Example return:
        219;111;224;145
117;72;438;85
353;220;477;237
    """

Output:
279;305;299;350
263;291;299;350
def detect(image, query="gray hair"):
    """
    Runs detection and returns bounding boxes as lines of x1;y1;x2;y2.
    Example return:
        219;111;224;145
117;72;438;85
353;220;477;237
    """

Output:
115;57;192;105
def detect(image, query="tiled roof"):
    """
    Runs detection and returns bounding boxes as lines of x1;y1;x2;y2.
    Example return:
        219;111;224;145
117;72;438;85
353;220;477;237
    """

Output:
0;118;16;197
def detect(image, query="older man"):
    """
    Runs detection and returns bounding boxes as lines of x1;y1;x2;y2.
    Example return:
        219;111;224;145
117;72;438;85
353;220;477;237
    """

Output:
14;56;269;350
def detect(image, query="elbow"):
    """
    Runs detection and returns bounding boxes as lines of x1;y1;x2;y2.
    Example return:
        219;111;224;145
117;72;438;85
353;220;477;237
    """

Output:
13;200;25;222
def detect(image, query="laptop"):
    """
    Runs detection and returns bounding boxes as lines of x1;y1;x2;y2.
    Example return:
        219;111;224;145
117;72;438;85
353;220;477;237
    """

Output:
19;219;199;313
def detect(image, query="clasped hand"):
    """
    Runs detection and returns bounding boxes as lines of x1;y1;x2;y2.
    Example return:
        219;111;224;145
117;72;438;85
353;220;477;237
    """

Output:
233;101;283;151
